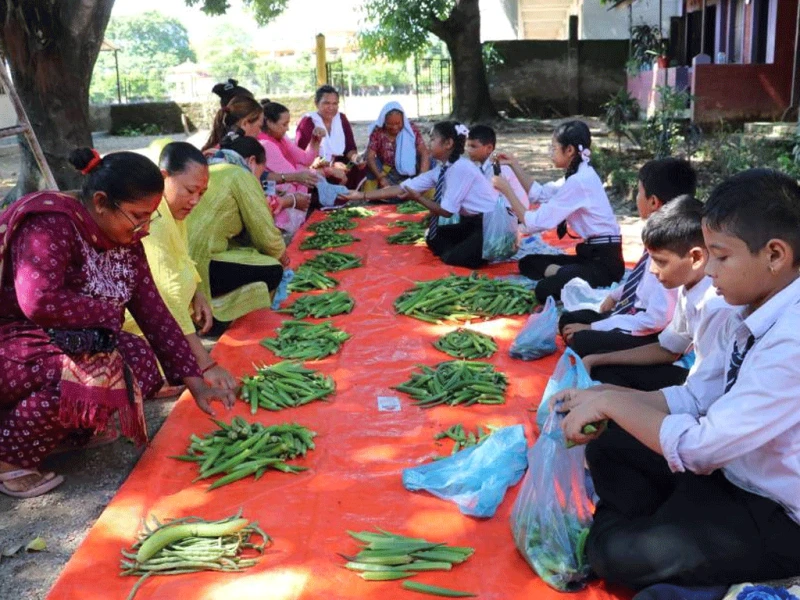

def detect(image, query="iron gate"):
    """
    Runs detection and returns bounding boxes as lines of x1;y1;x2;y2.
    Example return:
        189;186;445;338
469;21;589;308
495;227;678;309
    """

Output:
414;56;452;117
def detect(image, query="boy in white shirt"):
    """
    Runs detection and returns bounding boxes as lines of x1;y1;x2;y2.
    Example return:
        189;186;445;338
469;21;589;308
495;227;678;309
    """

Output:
583;196;733;391
559;158;698;357
465;125;529;208
554;169;800;591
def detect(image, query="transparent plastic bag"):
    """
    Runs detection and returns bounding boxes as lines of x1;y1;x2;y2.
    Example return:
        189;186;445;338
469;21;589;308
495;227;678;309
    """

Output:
482;198;519;262
402;425;528;518
561;277;617;312
536;347;596;431
509;296;559;361
510;411;593;591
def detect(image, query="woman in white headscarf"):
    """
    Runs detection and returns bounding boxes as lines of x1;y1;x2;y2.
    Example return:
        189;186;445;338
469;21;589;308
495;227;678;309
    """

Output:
364;101;430;193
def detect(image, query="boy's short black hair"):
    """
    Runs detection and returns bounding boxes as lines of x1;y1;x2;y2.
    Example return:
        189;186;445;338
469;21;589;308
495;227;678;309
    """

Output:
704;168;800;265
638;158;697;203
467;124;496;147
642;194;705;255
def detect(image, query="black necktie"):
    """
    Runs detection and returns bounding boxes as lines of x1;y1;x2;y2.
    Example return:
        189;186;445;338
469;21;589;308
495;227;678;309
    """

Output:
724;334;755;393
611;251;649;315
427;163;449;240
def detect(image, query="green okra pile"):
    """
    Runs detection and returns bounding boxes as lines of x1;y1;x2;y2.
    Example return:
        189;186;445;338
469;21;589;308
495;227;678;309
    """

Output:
396;201;428;214
278;290;354;319
432;423;497;459
302;250;362;272
387;220;428;245
288;266;339;292
171;417;316;490
240;361;335;413
340;528;476;597
522;521;591;591
261;320;350;360
393;360;508;408
307;218;357;233
120;512;269;600
334;206;375;219
299;231;359;250
394;272;537;323
433;328;497;359
391;219;425;228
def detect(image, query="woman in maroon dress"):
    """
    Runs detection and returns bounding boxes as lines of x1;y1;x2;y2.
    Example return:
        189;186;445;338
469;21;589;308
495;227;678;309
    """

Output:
0;149;234;498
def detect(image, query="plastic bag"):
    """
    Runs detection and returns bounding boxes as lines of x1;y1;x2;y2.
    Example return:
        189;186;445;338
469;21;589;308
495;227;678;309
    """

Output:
510;411;593;591
402;425;528;518
536;347;596;430
270;269;294;310
561;277;618;312
509;296;559;361
482;198;519;262
438;213;461;227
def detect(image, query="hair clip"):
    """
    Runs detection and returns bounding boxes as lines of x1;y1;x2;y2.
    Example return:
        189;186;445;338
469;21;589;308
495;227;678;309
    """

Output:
81;149;102;175
578;144;591;163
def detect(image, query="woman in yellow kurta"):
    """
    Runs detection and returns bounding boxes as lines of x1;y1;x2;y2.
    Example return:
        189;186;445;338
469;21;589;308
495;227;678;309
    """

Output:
186;134;288;323
124;142;237;390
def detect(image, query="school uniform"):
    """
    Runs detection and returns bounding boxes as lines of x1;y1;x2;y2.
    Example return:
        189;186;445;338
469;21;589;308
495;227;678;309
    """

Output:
591;276;733;390
401;157;497;268
586;277;800;589
517;162;624;303
477;159;529;209
559;251;678;357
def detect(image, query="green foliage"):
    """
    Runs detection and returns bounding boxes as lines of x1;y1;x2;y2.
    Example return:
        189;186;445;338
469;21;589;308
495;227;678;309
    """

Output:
196;23;261;91
186;0;289;27
638;85;692;159
592;148;639;205
358;0;454;61
482;42;505;67
602;88;640;151
115;123;163;137
700;132;800;179
629;24;662;72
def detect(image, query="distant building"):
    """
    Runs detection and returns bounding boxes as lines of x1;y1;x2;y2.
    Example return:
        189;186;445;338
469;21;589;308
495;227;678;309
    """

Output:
165;61;215;102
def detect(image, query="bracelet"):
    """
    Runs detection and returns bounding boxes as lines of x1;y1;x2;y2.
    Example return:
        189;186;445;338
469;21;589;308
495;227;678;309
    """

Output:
291;194;297;209
280;173;286;184
201;361;218;374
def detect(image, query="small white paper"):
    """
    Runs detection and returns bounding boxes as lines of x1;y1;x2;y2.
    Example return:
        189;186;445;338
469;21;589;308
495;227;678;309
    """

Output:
377;396;402;412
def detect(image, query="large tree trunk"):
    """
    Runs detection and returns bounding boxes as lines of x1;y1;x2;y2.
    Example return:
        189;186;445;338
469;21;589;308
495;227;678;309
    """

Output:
0;1;114;201
428;0;498;123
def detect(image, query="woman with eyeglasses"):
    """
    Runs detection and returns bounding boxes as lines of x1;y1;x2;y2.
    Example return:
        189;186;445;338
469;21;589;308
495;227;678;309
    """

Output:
123;142;237;393
0;148;235;499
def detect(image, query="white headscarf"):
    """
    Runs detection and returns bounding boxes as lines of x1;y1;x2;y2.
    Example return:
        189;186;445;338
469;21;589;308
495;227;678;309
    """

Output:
368;101;417;176
304;111;345;162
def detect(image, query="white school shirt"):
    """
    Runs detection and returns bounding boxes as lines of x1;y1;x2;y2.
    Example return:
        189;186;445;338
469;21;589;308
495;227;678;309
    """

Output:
522;162;620;239
590;255;678;336
478;159;530;209
401;157;497;216
658;276;733;379
660;276;800;524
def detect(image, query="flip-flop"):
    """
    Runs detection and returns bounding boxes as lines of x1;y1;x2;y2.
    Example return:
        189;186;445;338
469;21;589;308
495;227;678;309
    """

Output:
0;469;64;499
52;427;120;455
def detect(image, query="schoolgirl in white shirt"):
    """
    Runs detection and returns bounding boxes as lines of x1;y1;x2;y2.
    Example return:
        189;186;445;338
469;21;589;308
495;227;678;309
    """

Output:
493;120;623;303
347;121;498;268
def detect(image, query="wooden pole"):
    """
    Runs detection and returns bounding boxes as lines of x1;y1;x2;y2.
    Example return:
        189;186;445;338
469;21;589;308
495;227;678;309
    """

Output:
316;34;327;87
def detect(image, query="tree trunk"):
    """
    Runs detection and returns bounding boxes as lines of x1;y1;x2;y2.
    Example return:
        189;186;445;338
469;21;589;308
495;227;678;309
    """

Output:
0;1;114;201
428;0;499;123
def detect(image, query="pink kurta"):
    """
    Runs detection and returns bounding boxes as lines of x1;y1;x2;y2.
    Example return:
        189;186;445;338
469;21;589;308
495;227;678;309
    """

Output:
257;132;316;196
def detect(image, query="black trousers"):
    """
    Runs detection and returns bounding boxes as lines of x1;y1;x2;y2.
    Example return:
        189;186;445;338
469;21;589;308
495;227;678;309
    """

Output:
208;260;284;297
519;241;624;304
559;309;661;357
426;214;486;269
591;364;688;391
585;425;800;589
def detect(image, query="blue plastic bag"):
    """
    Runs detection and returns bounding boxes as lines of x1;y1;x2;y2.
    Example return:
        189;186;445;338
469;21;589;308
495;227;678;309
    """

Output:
536;348;596;429
510;411;594;591
402;425;528;518
270;269;294;310
510;296;559;360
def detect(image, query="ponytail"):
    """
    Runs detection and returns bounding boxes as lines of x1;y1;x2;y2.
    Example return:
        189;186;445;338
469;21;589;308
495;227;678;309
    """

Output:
203;95;263;151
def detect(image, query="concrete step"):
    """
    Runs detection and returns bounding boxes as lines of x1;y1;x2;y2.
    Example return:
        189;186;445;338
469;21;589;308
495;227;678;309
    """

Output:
742;122;796;139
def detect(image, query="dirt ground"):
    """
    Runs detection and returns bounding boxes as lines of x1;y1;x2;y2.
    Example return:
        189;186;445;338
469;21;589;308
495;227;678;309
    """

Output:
0;117;643;600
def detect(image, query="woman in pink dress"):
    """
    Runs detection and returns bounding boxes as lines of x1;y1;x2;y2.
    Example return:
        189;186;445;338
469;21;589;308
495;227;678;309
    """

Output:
0;149;234;498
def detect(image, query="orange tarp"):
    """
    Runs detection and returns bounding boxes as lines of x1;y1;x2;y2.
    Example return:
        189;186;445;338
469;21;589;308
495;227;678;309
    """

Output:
47;208;635;600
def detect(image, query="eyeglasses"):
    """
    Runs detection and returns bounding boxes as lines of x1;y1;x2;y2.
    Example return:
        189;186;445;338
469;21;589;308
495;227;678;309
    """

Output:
118;207;161;233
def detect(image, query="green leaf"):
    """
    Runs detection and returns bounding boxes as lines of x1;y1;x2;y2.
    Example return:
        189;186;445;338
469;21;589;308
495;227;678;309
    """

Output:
25;537;47;552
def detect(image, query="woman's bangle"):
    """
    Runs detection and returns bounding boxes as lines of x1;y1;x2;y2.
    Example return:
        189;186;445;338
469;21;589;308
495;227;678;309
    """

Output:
291;194;297;209
280;173;286;184
201;361;218;375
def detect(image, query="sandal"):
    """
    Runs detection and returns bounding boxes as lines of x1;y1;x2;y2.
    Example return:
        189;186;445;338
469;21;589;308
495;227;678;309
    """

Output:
52;427;120;455
0;469;64;499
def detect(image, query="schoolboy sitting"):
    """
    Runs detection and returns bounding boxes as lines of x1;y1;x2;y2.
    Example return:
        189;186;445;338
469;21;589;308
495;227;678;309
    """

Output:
465;125;528;208
554;169;800;592
560;158;698;357
583;195;733;391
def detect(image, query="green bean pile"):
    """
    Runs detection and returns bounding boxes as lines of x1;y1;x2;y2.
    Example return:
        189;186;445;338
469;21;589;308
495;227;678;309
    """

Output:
299;231;359;250
396;201;428;214
393;361;508;408
394;272;537;323
278;290;355;319
433;423;497;459
261;320;350;360
171;417;316;489
433;328;497;359
341;529;476;596
390;219;425;228
240;361;335;413
334;206;375;219
288;266;339;292
121;513;269;600
302;250;362;272
307;218;357;233
387;221;427;245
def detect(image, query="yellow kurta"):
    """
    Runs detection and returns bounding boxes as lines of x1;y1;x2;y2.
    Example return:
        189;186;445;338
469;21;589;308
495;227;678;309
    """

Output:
185;163;286;322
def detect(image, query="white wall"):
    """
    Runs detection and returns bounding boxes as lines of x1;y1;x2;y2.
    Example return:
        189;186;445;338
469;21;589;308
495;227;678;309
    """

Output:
480;0;520;41
580;0;682;40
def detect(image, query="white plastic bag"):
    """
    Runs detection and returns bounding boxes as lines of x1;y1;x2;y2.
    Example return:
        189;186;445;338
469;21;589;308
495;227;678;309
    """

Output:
561;277;616;312
482;197;519;262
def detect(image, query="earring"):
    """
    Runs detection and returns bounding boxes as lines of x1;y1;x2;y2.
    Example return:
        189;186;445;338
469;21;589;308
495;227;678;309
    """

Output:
769;265;776;274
